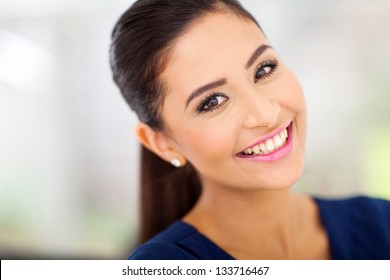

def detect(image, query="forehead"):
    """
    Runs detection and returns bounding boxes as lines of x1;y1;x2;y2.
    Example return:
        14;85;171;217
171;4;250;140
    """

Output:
162;12;268;94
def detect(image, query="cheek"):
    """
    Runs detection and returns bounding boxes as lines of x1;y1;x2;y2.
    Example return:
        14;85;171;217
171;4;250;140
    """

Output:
281;73;306;112
285;74;307;148
175;120;237;165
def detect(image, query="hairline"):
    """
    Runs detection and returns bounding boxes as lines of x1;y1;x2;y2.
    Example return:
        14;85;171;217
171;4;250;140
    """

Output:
154;8;261;132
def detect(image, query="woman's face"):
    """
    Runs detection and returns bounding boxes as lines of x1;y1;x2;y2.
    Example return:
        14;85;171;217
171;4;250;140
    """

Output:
160;12;307;191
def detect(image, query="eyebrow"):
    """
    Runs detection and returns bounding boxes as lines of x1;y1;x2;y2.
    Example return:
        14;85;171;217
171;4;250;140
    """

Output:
185;44;272;110
245;44;272;69
185;78;227;109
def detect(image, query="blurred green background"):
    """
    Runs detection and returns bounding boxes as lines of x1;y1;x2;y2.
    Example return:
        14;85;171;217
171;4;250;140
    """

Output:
0;0;389;259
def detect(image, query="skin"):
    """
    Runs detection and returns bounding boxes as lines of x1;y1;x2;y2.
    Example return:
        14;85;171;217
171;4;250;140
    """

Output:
137;11;330;259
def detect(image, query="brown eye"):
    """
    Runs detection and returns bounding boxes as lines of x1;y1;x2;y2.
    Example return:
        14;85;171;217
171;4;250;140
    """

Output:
255;66;272;82
254;59;278;83
205;96;220;108
198;94;229;113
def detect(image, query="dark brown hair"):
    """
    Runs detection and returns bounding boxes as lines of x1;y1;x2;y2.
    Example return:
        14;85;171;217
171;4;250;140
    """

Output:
110;0;260;243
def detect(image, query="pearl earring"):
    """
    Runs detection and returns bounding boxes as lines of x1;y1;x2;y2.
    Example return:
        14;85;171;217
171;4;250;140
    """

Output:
171;158;181;168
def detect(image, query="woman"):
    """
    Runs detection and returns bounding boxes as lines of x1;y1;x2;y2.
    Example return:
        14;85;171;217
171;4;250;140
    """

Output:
110;0;390;259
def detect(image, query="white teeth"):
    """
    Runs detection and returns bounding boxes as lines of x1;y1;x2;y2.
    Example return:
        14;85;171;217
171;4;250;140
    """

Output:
280;131;285;141
274;135;283;148
266;139;275;152
279;129;288;142
241;126;290;156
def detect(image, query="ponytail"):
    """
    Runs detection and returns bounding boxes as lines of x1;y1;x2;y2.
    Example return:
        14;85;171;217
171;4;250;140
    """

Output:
139;145;201;243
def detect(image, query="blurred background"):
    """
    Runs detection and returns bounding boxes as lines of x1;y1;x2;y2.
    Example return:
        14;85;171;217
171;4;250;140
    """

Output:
0;0;389;259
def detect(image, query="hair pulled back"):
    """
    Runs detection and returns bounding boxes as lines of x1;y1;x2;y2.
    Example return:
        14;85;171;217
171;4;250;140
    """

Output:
110;0;259;244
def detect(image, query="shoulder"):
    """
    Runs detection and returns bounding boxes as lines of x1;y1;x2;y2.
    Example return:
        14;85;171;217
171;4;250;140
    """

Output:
315;195;390;220
314;195;390;259
129;221;235;260
128;221;200;260
129;242;197;260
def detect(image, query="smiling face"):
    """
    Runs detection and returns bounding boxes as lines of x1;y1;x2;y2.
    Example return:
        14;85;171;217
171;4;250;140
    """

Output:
158;11;307;191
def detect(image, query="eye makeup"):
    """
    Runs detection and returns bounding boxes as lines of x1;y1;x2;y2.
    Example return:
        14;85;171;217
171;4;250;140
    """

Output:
196;92;229;114
254;59;278;83
195;58;279;114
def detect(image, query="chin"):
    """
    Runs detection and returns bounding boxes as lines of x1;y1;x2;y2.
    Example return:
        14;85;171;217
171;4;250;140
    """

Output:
247;159;305;191
271;169;303;190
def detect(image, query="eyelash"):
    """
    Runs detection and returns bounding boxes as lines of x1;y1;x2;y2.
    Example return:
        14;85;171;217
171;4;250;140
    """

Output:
254;59;278;82
196;58;279;114
197;92;228;114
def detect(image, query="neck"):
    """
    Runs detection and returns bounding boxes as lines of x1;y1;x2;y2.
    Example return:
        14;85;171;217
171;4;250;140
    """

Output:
183;183;317;259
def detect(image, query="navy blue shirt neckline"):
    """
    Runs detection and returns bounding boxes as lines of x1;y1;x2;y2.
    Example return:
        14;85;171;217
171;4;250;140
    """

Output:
174;220;235;259
168;197;330;260
129;196;390;260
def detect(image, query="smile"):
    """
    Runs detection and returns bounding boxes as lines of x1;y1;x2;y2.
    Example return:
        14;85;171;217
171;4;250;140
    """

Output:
237;122;293;162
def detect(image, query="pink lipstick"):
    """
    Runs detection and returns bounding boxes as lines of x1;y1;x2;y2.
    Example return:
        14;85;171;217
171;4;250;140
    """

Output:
236;122;293;162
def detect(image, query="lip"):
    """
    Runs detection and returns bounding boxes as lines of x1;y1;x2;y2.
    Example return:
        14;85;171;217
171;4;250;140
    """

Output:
236;122;293;162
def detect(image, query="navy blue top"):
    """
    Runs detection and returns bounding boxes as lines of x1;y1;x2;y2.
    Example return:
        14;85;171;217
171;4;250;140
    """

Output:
129;196;390;260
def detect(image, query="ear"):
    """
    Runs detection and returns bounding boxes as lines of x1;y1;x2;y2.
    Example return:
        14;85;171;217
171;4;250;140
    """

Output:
136;122;187;166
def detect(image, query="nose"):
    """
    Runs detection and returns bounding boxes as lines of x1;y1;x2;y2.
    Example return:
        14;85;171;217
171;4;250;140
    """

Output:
241;94;281;129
